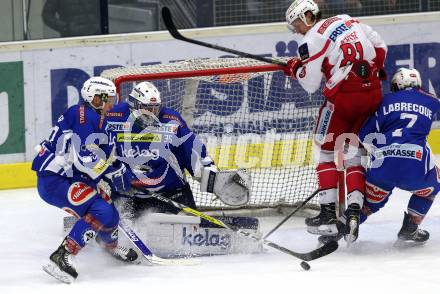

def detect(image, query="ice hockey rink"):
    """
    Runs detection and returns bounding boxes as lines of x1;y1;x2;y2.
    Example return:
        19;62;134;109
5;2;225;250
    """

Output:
1;187;440;294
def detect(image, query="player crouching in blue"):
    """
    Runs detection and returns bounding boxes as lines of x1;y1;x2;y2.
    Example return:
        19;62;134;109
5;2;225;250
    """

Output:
105;81;250;218
33;77;137;284
359;68;440;245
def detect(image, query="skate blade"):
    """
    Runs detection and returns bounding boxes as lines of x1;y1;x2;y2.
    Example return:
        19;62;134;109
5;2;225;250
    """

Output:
393;239;427;249
42;262;75;284
344;220;358;248
307;224;338;236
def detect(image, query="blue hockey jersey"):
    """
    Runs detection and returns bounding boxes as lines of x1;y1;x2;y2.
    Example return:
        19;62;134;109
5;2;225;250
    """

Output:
359;88;440;186
32;104;111;180
105;103;210;192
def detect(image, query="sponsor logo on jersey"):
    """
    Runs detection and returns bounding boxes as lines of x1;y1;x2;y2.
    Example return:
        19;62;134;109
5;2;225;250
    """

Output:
57;115;64;123
329;23;350;42
412;187;434;197
315;102;333;144
120;145;159;159
298;67;306;78
162;114;183;126
366;182;389;203
182;227;231;249
373;143;423;161
341;31;358;44
117;133;162;142
298;43;310;60
106;111;124;117
79;105;85;124
106;122;132;132
67;182;96;206
318;17;341;34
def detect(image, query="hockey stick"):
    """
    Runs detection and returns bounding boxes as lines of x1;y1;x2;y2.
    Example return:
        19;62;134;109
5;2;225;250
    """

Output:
263;189;320;239
145;191;338;263
118;221;199;266
161;7;287;67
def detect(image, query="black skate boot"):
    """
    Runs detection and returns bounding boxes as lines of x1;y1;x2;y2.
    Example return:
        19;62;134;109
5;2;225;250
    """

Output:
305;203;338;236
42;238;79;284
344;203;361;246
96;235;138;262
396;212;429;247
317;223;344;245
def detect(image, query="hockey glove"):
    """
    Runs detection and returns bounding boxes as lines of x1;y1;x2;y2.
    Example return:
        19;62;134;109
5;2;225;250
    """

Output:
283;57;302;79
200;166;251;206
104;163;132;192
378;68;387;81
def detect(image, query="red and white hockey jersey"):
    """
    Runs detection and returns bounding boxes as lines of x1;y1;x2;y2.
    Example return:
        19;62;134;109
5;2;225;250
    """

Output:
295;14;387;94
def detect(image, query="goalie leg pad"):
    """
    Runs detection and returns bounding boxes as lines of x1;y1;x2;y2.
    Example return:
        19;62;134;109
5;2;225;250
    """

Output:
132;213;262;257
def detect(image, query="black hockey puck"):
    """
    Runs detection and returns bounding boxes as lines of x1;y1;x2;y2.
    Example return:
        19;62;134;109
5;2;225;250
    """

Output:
300;261;311;271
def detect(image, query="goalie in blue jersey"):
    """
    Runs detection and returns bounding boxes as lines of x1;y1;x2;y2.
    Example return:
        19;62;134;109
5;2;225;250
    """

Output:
32;77;137;284
105;81;251;219
358;68;440;245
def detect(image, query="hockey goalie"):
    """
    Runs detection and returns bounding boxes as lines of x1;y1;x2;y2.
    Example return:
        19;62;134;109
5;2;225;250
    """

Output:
102;81;262;257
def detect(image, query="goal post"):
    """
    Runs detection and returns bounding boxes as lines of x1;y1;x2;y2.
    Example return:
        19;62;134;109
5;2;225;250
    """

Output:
101;57;322;210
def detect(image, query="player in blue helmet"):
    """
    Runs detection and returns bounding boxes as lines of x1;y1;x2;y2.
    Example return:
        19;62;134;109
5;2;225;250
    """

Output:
105;81;251;219
358;68;440;245
32;77;137;284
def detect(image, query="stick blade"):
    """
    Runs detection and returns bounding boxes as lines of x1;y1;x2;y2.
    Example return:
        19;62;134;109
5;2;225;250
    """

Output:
301;240;338;261
161;7;181;39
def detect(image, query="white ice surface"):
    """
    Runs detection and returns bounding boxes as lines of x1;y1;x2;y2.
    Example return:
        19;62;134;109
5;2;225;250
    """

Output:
1;188;440;294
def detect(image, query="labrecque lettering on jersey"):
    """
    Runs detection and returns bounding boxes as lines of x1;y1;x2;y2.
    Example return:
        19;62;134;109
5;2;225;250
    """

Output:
382;102;433;119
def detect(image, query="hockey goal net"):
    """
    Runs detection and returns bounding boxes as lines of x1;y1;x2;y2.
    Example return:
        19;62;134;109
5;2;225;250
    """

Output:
101;58;323;210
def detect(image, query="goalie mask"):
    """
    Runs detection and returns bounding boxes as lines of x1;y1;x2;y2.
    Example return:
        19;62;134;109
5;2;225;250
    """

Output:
128;82;162;127
391;68;422;92
81;77;117;113
285;0;319;33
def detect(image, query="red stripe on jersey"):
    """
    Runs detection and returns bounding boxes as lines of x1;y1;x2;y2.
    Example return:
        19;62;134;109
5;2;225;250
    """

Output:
303;39;331;65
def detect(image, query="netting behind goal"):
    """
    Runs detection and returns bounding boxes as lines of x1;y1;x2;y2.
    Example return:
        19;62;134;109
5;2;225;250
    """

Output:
101;58;323;210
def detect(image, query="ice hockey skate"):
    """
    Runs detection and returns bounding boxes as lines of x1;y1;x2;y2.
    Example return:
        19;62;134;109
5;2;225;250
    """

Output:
42;239;78;284
96;235;139;263
395;212;430;247
305;203;339;236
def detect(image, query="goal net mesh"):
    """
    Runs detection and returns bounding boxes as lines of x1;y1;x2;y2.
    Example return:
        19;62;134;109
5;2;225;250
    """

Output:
102;58;323;210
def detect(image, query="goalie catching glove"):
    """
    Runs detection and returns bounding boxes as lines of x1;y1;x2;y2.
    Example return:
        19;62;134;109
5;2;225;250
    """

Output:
200;166;251;206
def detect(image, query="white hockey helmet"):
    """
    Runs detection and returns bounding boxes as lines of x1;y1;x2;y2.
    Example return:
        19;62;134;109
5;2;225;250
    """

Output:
81;76;117;108
286;0;319;27
391;68;422;92
128;82;161;123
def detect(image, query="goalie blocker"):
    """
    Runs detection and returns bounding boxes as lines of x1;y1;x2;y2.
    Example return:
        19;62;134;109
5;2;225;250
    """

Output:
200;166;251;206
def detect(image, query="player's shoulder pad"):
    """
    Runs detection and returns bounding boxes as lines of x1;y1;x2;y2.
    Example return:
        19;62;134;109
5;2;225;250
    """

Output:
160;107;186;127
298;43;310;61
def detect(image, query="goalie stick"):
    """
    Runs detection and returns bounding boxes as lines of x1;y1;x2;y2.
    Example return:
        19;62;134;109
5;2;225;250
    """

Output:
161;7;287;67
143;191;338;264
118;221;199;266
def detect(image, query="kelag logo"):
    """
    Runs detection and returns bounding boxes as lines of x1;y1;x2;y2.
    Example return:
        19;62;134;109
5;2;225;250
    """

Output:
0;61;25;155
